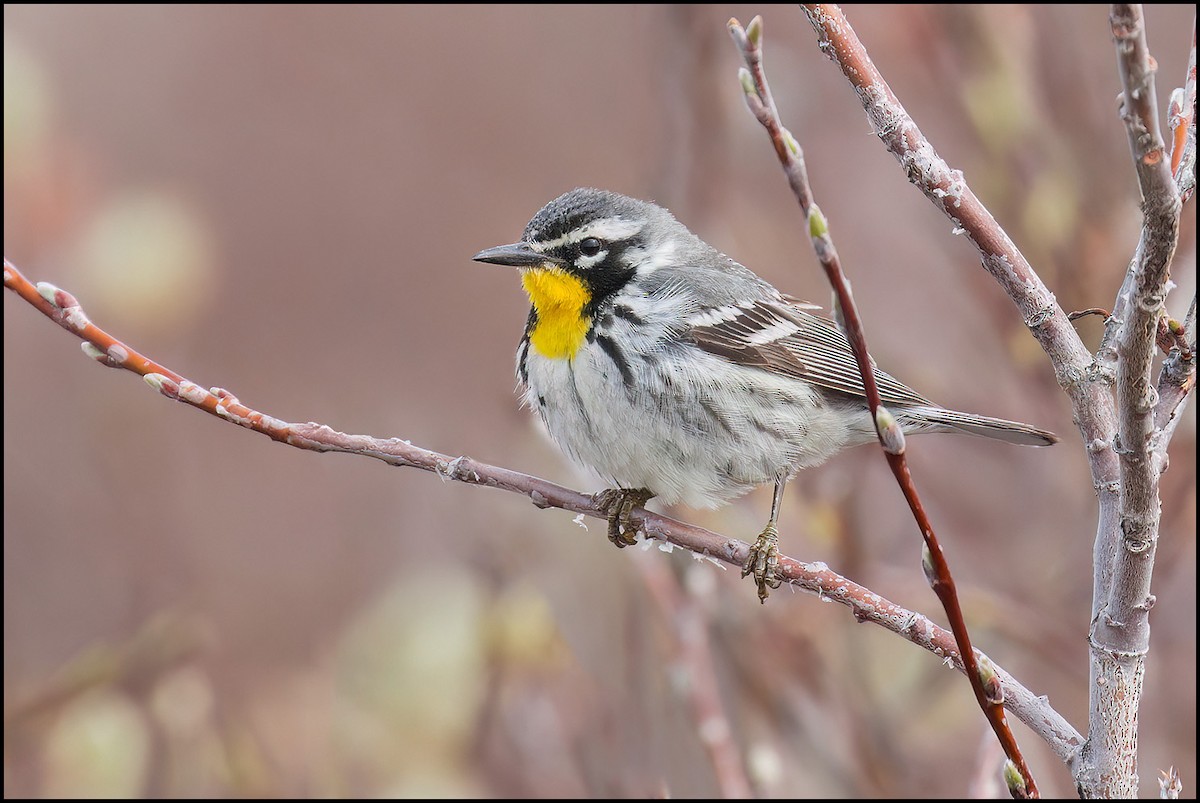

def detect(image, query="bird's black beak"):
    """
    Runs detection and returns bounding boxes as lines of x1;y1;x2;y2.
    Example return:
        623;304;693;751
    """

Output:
472;242;558;268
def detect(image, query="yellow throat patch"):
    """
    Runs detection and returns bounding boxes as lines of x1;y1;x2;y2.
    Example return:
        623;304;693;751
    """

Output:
521;267;592;360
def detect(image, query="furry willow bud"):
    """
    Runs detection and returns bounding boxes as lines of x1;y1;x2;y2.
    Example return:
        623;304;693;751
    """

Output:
1003;759;1027;797
977;654;1004;706
921;543;936;588
738;67;757;99
808;203;828;239
746;15;763;49
875;405;906;455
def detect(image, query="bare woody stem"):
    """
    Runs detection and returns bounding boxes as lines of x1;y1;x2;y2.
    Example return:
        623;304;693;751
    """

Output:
1076;6;1185;798
1151;18;1195;442
729;14;1038;798
637;558;754;799
1154;20;1197;439
1106;0;1177;630
1168;22;1196;201
798;4;1195;798
798;4;1118;792
798;4;1120;498
1156;293;1197;438
3;255;1084;766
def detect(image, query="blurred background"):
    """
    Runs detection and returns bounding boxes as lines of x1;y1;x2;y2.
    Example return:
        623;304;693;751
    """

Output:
4;5;1195;798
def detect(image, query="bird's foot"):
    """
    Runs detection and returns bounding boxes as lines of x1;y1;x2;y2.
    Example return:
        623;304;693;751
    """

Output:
741;523;782;603
593;487;654;548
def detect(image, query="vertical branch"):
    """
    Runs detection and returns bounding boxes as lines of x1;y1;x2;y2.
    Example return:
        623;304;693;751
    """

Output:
1081;6;1184;798
1155;20;1198;441
1168;21;1196;202
797;5;1192;795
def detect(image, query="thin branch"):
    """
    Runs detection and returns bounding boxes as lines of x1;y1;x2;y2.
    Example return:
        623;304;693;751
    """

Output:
796;6;1171;791
2;256;1084;765
638;559;754;799
1168;20;1196;202
797;4;1122;564
730;15;1039;798
1155;15;1199;438
1153;292;1195;445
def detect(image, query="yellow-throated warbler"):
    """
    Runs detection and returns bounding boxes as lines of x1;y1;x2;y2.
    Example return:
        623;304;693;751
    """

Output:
474;188;1057;601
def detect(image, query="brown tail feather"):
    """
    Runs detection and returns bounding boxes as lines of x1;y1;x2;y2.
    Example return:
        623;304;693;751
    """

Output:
900;406;1059;447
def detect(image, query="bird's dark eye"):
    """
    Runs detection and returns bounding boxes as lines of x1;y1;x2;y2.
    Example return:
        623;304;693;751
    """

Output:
579;237;604;257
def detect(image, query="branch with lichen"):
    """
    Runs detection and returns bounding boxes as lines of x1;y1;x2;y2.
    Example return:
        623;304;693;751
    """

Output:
1076;6;1186;798
1;255;1084;766
730;14;1040;798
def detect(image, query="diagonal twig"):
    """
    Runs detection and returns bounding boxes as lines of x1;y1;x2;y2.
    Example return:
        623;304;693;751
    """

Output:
730;13;1040;798
797;4;1194;797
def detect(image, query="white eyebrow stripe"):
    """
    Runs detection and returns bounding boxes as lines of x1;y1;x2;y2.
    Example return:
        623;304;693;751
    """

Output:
530;217;646;252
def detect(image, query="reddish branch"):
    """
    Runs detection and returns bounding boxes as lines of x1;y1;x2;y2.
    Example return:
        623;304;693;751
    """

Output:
3;256;1083;764
795;4;1194;798
730;14;1038;798
1168;22;1196;201
790;24;1122;761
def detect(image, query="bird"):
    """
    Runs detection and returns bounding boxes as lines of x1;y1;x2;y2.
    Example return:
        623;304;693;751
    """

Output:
473;188;1057;601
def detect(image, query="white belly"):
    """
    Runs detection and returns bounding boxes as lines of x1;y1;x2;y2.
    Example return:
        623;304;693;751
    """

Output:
520;339;862;508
